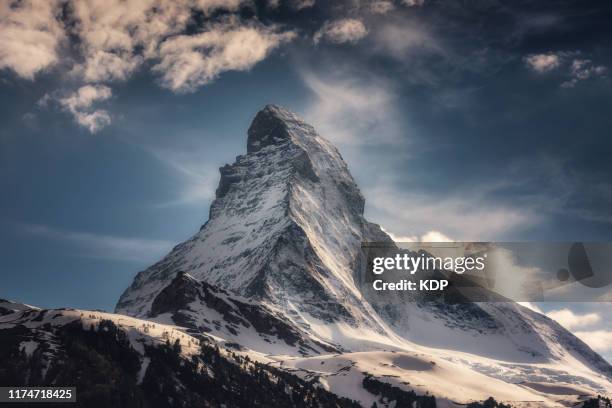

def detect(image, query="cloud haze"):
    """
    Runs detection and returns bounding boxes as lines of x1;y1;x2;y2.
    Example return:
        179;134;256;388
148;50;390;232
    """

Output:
314;19;368;45
20;223;173;263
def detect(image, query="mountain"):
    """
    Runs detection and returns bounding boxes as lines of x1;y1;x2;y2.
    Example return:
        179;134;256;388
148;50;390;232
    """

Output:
0;302;361;408
117;104;393;342
1;106;610;407
115;105;612;405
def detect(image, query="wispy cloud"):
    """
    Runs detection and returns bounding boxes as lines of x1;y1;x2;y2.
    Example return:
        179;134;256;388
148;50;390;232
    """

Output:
543;304;612;357
574;330;612;352
370;21;441;61
122;130;221;208
314;19;368;45
546;308;602;330
367;1;395;14
524;53;561;73
154;19;295;93
20;223;173;262
561;58;607;88
302;68;401;146
57;85;112;133
366;182;538;241
381;227;452;243
523;50;607;88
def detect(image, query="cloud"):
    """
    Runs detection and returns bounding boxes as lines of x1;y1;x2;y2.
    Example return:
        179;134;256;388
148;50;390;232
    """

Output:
154;20;295;93
58;85;112;133
59;85;112;111
382;227;452;243
524;53;561;73
66;0;292;90
2;0;297;130
371;22;440;61
420;230;452;242
71;110;112;133
77;51;143;83
302;69;400;145
368;1;395;14
523;51;607;87
0;0;64;79
289;0;315;10
518;302;543;313
366;183;538;241
546;308;601;330
69;0;247;83
574;330;612;352
561;58;607;88
314;19;368;45
402;0;425;5
140;143;219;207
20;223;173;262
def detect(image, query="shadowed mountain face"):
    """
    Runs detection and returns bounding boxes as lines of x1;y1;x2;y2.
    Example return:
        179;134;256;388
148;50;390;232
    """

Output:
113;105;612;402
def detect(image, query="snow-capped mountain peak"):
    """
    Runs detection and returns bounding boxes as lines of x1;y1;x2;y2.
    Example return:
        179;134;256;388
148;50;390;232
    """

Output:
114;105;612;404
117;105;386;331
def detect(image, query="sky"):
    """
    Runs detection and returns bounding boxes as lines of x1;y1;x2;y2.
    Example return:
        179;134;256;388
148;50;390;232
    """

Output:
1;0;612;359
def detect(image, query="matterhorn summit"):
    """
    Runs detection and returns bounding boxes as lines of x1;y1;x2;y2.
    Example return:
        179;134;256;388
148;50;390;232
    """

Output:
117;105;390;333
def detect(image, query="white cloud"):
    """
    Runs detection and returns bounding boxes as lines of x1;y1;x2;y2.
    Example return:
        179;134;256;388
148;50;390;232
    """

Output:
290;0;315;10
58;85;112;133
382;227;452;243
302;69;400;145
523;51;607;87
143;144;219;207
72;110;112;133
371;23;440;60
524;53;561;73
402;0;425;5
314;19;368;45
0;0;64;79
546;308;601;330
420;230;452;242
154;20;295;92
368;1;395;14
518;302;543;313
2;0;297;129
59;85;112;110
69;0;247;83
561;58;607;88
574;330;612;352
78;51;143;83
20;223;173;262
366;184;538;241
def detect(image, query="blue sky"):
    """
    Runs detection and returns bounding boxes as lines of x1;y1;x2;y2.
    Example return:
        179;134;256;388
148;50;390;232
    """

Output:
1;0;611;359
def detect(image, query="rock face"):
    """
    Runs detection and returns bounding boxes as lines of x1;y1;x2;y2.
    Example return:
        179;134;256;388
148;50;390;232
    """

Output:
115;105;612;401
148;271;340;355
116;105;389;331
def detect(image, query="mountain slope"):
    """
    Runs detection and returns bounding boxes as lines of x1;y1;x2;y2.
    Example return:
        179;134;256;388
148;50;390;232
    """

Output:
148;271;340;355
117;105;390;333
0;304;362;408
114;105;611;404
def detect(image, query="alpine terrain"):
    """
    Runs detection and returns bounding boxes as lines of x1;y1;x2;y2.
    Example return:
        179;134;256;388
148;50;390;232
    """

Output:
2;106;611;407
